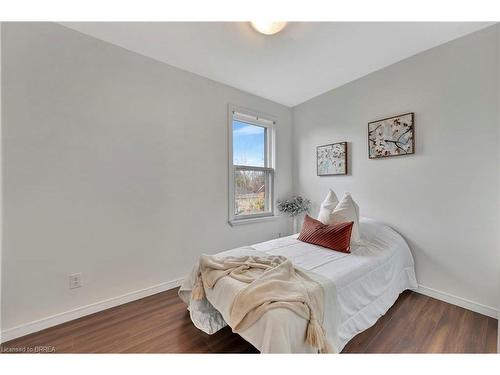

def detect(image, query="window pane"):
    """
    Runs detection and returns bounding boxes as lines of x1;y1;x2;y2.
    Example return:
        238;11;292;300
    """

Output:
232;120;265;167
234;170;268;215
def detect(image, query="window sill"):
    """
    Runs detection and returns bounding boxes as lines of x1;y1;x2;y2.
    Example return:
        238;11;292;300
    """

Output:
228;215;282;227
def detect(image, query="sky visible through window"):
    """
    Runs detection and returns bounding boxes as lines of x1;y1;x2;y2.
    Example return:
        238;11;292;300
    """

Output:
232;120;265;167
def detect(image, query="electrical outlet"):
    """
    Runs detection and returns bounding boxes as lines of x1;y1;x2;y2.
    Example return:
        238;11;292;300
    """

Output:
69;273;82;289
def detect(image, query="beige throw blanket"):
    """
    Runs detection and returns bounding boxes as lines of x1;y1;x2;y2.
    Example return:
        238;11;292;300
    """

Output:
191;254;330;353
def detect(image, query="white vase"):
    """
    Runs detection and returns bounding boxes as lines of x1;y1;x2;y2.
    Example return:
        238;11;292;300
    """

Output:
292;214;303;234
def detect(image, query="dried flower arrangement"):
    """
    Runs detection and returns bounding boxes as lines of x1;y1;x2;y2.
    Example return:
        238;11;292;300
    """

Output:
277;196;311;217
277;196;311;233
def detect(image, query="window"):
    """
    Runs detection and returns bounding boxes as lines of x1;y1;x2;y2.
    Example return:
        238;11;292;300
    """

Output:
229;106;275;224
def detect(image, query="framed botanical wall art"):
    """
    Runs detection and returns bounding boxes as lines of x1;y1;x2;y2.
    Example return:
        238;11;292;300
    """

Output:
368;112;414;159
317;142;347;176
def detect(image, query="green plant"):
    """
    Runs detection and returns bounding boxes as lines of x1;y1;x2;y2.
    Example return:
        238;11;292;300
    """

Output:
277;196;311;217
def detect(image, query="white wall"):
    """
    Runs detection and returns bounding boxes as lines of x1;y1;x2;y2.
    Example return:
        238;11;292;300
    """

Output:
0;22;3;343
293;25;500;315
1;22;293;337
497;23;500;351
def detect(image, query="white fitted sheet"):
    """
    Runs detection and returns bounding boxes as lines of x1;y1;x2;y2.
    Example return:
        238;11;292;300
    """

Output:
180;217;417;353
251;218;418;351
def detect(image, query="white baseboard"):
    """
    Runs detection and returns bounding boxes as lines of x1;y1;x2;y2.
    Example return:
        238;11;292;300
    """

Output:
416;284;499;319
1;278;183;343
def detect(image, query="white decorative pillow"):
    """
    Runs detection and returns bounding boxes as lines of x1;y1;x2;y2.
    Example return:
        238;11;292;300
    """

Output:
330;193;360;243
317;189;339;224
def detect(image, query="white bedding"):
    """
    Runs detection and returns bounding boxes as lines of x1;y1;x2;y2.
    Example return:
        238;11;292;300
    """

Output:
180;218;417;353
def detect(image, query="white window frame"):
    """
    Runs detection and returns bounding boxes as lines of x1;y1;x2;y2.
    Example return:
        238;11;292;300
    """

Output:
228;104;277;226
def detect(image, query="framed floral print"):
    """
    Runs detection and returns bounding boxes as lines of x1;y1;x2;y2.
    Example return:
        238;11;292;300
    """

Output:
368;113;414;159
317;141;347;176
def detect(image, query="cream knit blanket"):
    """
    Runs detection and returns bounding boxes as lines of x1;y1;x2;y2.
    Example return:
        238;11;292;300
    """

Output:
191;254;330;353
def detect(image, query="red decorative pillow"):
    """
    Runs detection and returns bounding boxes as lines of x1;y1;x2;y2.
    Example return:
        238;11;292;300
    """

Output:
298;215;354;253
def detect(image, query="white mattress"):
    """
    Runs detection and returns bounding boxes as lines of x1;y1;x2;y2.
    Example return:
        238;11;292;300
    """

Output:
243;217;417;351
181;217;417;353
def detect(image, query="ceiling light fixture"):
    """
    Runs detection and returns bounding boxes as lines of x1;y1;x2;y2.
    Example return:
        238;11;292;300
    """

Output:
250;21;287;35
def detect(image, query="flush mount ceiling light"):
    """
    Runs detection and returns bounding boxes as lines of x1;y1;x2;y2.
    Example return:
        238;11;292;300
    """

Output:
250;21;287;35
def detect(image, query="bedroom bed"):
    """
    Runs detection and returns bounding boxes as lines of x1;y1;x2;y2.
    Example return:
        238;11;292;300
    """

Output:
179;217;417;353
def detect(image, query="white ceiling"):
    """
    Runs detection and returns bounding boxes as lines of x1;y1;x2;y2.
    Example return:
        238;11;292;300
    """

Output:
61;22;494;107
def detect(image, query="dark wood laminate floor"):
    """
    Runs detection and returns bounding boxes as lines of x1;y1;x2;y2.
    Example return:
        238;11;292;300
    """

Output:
1;289;497;354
